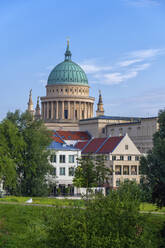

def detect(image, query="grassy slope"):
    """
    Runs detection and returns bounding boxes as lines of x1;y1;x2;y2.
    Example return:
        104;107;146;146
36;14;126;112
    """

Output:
0;204;55;248
0;204;165;248
0;196;84;207
0;197;165;212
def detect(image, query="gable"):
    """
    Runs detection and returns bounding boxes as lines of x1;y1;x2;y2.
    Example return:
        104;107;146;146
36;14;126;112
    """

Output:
112;134;140;155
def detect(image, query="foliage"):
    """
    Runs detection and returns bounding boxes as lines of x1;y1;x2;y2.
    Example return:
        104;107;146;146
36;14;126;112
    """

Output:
73;155;111;188
0;184;165;248
140;109;165;207
46;182;165;248
0;110;53;196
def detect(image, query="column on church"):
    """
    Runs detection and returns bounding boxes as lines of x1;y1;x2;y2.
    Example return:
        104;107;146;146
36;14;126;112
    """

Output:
56;101;59;120
62;101;64;119
88;103;91;118
47;102;49;120
91;103;93;117
79;101;81;120
51;101;54;119
84;102;87;119
68;101;70;119
74;101;75;120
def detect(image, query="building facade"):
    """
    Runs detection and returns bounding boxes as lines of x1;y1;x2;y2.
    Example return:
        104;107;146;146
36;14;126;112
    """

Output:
48;140;81;195
75;133;141;189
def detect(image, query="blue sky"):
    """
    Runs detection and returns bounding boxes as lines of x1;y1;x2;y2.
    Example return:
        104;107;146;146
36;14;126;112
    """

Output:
0;0;165;120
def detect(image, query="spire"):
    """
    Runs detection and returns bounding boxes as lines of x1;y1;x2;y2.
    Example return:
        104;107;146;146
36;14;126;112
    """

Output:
64;38;72;61
27;89;34;115
35;96;41;119
96;90;104;117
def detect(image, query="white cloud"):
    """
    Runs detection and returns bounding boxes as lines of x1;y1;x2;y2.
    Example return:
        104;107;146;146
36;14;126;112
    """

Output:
130;49;163;59
102;71;138;84
118;59;142;67
80;62;112;74
81;47;163;85
124;0;160;7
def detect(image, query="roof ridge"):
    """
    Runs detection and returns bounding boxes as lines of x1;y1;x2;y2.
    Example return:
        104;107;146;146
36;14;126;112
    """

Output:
81;137;94;152
54;130;65;144
111;136;124;153
95;136;111;154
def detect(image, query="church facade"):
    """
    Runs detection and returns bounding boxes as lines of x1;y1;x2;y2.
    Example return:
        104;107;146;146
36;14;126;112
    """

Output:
28;42;158;154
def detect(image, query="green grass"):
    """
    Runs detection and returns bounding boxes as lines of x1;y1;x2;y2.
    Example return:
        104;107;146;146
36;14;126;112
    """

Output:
0;196;84;207
140;202;165;212
1;197;165;213
0;204;56;248
0;204;164;248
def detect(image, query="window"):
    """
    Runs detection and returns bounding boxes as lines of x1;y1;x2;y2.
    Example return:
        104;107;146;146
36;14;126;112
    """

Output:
112;156;116;161
102;128;105;134
69;155;74;163
64;110;68;119
53;168;56;176
124;178;129;182
128;156;132;161
50;155;56;163
75;110;77;120
60;167;65;175
60;155;65;163
125;145;129;150
69;167;74;176
135;156;139;161
123;166;129;175
131;166;137;175
120;155;124;161
82;110;84;119
116;178;120;187
115;166;121;175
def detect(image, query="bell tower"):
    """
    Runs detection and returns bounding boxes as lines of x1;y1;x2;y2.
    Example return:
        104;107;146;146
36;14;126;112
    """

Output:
96;90;104;117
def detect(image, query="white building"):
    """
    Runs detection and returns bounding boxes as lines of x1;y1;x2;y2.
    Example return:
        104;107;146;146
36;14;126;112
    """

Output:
48;140;81;195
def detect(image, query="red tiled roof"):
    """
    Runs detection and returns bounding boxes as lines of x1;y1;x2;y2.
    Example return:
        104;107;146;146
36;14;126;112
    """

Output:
96;136;123;154
52;134;64;144
83;138;107;154
75;141;88;150
55;131;91;141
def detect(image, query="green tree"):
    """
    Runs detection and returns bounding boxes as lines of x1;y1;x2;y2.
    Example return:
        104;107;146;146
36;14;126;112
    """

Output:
1;110;53;196
46;182;162;248
0;119;24;191
95;155;111;186
73;155;111;188
140;110;165;207
73;155;96;188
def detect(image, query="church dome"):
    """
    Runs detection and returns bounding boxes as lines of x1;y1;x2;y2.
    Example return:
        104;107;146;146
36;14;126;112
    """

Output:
47;42;88;86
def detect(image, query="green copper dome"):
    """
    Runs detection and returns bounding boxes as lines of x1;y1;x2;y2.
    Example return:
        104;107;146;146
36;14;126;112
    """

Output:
47;42;88;86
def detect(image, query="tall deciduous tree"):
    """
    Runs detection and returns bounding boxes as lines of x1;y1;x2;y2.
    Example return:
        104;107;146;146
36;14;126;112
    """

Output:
140;110;165;207
0;110;53;196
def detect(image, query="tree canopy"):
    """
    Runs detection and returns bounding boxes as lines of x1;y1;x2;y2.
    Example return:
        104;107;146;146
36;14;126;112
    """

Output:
0;110;53;196
140;109;165;207
73;155;111;188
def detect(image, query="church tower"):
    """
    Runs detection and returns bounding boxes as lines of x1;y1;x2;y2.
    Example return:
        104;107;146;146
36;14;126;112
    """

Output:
35;97;41;120
40;41;95;130
27;89;34;116
96;90;104;117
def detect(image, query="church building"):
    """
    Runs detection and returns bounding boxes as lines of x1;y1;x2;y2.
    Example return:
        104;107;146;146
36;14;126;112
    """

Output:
27;41;158;154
